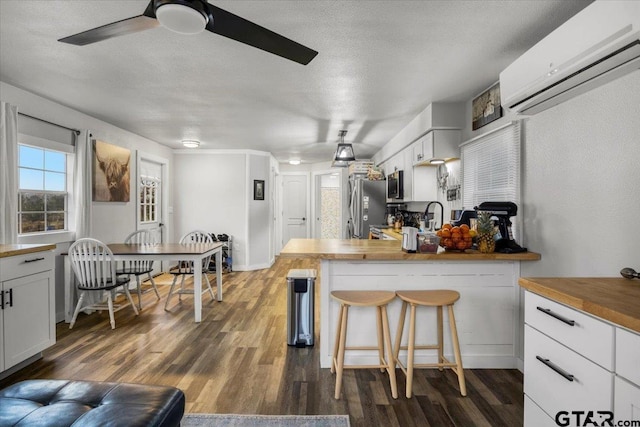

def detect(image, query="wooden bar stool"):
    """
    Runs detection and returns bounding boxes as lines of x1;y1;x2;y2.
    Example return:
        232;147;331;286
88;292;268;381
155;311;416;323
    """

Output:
393;290;466;398
330;290;398;400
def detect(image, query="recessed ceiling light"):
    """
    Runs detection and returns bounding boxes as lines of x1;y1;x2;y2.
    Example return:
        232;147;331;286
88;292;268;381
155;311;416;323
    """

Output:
289;159;301;165
182;139;200;148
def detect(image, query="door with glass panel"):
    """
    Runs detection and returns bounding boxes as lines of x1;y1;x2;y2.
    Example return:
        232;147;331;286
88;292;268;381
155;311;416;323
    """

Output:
137;156;166;275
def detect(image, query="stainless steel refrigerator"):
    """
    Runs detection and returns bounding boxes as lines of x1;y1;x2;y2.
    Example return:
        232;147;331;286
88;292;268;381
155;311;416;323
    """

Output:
347;178;387;239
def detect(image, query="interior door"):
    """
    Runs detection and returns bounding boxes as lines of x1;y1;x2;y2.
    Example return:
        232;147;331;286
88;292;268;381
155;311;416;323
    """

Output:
137;154;167;275
282;174;309;245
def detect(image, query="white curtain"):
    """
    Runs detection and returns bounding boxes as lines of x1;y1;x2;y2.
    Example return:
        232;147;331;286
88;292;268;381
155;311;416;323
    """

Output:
74;130;92;238
0;102;18;244
65;130;96;323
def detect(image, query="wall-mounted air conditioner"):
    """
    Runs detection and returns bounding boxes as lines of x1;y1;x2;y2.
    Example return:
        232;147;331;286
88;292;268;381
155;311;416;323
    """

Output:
500;0;640;116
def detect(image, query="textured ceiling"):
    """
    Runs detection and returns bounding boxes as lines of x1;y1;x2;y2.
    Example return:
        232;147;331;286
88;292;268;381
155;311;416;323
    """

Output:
0;0;591;163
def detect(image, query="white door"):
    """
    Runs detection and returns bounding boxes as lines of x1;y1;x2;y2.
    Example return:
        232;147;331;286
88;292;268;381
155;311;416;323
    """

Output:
137;154;168;275
282;174;309;246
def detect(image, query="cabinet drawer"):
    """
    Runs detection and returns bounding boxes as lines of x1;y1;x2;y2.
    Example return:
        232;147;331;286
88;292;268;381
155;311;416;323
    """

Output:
0;251;53;281
524;325;613;419
616;327;640;386
524;395;556;427
525;291;614;369
614;376;640;423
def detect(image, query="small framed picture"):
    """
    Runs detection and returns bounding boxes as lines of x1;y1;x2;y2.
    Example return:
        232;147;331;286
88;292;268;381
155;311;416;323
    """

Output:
254;180;265;200
472;82;503;131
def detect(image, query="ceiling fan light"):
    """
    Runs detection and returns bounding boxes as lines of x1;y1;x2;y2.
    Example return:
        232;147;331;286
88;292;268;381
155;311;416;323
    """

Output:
182;139;200;148
334;143;356;162
156;3;208;35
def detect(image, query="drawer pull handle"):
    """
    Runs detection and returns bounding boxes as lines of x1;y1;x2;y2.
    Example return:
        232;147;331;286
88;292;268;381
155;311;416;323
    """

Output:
24;257;45;263
536;306;575;326
536;355;575;382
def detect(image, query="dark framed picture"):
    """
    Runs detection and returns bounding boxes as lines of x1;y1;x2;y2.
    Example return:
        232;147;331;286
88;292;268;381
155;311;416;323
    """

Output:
254;180;265;200
472;82;503;131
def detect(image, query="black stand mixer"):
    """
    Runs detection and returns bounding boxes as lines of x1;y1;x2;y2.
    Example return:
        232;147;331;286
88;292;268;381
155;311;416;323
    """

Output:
474;201;527;253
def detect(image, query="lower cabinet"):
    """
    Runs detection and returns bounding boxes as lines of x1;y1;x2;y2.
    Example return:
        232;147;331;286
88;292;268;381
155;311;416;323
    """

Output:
0;250;55;375
524;290;640;426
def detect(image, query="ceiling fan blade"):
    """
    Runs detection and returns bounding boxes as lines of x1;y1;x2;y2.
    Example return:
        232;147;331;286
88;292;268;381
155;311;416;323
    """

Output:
205;3;318;65
58;10;159;46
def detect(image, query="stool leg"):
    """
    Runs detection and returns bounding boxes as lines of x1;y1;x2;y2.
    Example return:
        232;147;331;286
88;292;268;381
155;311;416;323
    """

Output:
334;305;349;399
437;305;444;371
448;304;467;396
393;301;408;366
381;305;398;399
376;306;385;372
406;303;417;398
331;303;344;374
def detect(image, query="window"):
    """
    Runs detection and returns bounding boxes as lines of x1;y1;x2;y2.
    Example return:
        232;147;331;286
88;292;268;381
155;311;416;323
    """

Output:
18;144;68;234
462;122;522;240
139;177;159;223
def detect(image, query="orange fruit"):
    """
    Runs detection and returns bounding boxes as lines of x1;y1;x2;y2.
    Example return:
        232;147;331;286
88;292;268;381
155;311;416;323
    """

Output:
460;224;470;232
441;229;451;238
442;223;452;230
451;226;460;234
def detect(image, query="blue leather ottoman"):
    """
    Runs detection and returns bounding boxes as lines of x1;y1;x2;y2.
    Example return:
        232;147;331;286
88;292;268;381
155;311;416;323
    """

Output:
0;379;185;426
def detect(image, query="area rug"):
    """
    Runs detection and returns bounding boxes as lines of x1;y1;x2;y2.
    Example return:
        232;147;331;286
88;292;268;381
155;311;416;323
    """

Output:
181;414;350;427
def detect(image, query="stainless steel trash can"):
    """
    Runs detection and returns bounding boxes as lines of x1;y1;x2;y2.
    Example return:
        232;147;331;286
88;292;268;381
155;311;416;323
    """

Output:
286;269;316;347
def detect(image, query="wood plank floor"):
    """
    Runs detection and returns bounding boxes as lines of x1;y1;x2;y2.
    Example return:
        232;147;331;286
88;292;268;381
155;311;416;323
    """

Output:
0;256;524;426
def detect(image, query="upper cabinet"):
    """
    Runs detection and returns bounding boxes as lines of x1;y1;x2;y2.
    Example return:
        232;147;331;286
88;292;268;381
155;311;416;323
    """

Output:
411;130;461;166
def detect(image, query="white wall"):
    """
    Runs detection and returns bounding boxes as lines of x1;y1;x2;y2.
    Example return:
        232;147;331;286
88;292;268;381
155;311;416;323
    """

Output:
520;71;640;277
173;150;276;270
248;153;271;269
173;151;246;267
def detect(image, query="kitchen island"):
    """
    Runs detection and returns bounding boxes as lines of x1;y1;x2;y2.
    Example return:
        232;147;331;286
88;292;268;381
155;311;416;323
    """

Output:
280;238;540;369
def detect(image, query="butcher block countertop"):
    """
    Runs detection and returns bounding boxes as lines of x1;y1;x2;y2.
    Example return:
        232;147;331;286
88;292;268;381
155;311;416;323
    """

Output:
519;277;640;333
281;238;541;261
0;243;56;258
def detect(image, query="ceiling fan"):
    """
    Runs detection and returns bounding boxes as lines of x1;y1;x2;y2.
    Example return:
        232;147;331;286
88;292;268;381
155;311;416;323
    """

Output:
58;0;318;65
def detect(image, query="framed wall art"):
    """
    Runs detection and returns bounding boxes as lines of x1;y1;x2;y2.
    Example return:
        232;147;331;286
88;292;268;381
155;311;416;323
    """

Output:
472;82;503;131
93;140;131;202
254;180;265;201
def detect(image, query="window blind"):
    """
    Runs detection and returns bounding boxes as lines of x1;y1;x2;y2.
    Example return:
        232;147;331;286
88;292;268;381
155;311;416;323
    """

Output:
461;122;522;239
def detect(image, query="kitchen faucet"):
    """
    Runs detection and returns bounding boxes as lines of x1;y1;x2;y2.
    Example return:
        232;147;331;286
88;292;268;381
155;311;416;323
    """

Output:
424;201;444;231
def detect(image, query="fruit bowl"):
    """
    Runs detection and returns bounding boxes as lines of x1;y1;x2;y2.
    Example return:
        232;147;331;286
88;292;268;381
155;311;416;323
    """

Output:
436;224;474;251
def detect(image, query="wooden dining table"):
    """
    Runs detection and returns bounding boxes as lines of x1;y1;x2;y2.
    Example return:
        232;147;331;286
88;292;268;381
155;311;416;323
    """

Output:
64;241;224;323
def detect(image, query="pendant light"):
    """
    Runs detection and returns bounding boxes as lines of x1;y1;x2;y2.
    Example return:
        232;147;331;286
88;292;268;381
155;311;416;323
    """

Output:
332;129;355;164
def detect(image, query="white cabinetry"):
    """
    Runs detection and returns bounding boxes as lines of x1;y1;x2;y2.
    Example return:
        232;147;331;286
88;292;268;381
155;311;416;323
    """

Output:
524;290;639;426
411;130;461;166
0;250;55;375
615;327;640;423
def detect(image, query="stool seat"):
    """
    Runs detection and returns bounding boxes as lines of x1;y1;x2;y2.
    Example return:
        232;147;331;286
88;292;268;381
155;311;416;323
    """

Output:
330;290;396;306
330;290;398;399
394;289;466;398
395;290;460;306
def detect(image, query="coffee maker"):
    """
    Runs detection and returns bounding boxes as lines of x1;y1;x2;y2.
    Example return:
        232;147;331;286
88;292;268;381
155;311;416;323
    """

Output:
474;201;527;253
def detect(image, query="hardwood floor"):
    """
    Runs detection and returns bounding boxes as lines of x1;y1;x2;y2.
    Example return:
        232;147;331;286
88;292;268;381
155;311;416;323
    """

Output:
0;256;524;426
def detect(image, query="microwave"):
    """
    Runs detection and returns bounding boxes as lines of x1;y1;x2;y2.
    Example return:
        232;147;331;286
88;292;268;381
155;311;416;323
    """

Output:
387;170;404;199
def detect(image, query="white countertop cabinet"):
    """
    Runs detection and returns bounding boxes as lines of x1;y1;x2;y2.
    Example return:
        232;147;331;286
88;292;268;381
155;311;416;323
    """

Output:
0;249;55;376
524;290;640;426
